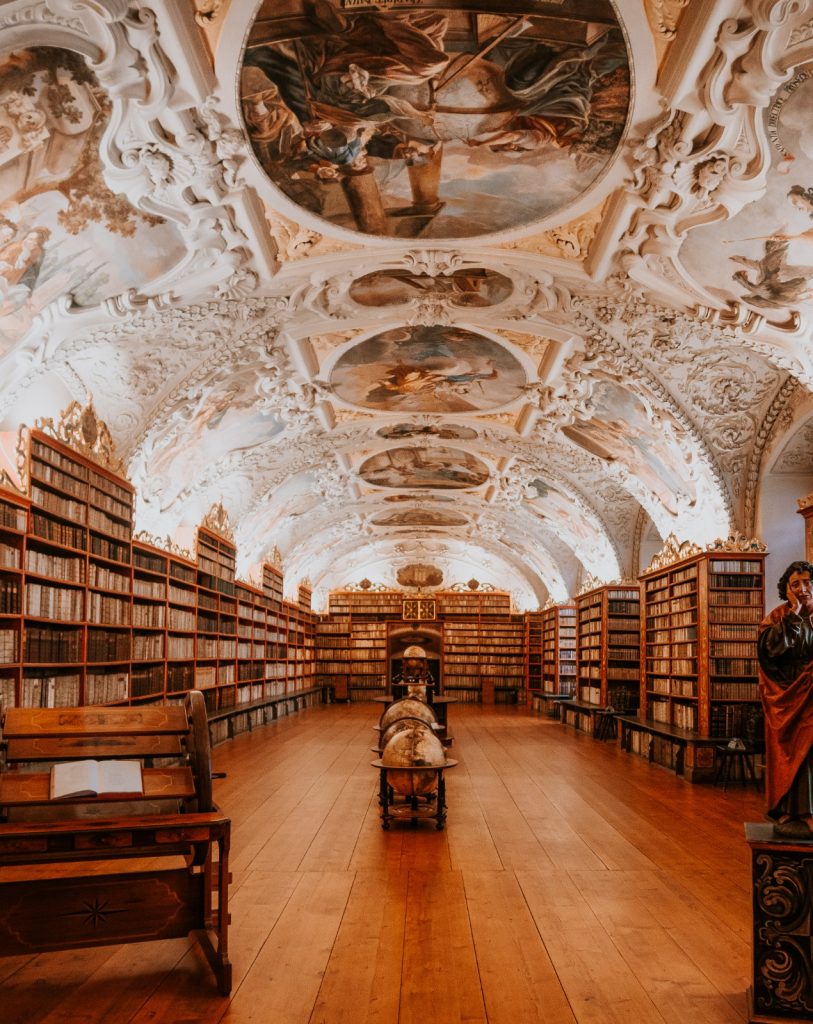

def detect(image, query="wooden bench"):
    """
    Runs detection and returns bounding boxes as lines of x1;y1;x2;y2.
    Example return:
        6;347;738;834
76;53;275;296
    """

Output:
207;686;324;744
558;699;619;738
529;690;573;719
0;691;231;993
615;715;723;783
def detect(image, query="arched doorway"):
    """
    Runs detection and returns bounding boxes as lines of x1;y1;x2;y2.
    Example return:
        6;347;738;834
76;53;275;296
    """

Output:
387;623;443;695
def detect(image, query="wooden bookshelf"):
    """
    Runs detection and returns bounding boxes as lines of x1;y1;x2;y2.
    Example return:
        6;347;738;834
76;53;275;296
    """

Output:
315;590;526;704
0;489;27;711
540;603;576;696
525;611;542;693
640;549;765;739
23;429;135;709
575;583;640;711
315;592;389;700
0;421;319;730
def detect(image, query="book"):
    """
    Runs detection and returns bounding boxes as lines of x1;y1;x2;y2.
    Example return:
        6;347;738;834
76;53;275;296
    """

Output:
50;759;143;800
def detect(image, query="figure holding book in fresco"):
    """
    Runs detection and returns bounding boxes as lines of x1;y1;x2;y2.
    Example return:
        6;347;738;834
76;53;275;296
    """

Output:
757;560;813;837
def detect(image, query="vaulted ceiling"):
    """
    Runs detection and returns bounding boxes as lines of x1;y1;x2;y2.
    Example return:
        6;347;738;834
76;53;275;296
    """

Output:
1;0;813;609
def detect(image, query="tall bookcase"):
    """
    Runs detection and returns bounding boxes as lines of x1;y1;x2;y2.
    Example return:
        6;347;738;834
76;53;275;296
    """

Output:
575;583;640;710
640;548;765;738
315;591;394;700
0;490;28;711
540;603;577;696
23;428;135;708
525;612;543;692
195;526;237;712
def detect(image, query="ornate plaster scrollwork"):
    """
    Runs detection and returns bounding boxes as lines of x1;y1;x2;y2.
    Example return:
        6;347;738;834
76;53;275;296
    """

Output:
492;466;536;507
314;464;354;509
255;345;324;428
522;350;603;425
194;1;224;27
401;250;464;278
647;0;690;40
404;296;453;327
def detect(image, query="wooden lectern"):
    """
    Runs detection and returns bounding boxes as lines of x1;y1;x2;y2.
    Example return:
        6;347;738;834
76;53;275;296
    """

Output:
0;690;231;994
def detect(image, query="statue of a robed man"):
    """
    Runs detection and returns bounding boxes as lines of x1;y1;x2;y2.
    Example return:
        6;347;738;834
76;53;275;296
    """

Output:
757;560;813;837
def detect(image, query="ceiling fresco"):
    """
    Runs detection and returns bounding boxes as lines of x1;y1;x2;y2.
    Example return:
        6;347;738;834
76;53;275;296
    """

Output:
0;1;812;609
240;0;630;239
358;445;490;489
328;325;527;412
370;508;469;527
349;267;513;307
0;47;185;355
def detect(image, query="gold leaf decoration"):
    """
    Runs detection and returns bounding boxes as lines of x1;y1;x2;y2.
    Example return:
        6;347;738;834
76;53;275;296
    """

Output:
35;398;125;476
643;533;703;573
201;500;234;542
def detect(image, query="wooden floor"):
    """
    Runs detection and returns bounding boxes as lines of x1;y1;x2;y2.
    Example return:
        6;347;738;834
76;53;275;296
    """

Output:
2;703;767;1024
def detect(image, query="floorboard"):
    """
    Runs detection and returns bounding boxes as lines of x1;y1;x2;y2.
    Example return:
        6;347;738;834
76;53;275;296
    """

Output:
0;703;767;1024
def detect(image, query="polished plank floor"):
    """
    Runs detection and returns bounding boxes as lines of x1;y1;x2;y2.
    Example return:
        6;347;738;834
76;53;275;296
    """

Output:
2;703;767;1024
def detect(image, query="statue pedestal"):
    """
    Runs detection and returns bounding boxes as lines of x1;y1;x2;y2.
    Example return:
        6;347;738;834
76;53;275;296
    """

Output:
744;823;813;1022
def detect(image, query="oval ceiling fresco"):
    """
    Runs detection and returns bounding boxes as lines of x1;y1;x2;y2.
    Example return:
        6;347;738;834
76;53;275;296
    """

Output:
240;0;631;239
376;422;477;440
359;446;490;488
371;508;469;527
330;326;526;412
350;268;513;307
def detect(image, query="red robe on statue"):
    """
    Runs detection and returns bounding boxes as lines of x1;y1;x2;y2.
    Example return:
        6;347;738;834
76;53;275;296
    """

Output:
758;603;813;816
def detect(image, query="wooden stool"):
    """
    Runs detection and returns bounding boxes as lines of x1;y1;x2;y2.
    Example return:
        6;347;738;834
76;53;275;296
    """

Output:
714;745;759;791
594;710;617;741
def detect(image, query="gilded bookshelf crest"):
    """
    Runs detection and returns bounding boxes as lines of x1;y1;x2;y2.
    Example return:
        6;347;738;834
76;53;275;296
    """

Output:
706;532;767;553
643;533;703;573
576;573;607;596
201;501;234;542
796;492;813;512
35;398;125;476
133;530;194;561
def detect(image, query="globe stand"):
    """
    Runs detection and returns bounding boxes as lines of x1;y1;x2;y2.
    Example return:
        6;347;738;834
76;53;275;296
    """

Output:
371;760;458;830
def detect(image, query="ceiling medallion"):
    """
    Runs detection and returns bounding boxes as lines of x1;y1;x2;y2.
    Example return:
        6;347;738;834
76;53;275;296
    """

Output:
35;398;125;476
240;1;631;240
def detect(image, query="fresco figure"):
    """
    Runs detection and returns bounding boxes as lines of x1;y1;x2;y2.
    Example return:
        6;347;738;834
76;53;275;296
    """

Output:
241;1;630;237
757;560;813;837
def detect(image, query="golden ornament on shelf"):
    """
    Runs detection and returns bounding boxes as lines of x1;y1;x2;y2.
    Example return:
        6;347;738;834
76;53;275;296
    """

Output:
643;533;703;573
576;572;606;596
35;397;125;475
705;531;767;553
133;530;193;561
796;493;813;512
201;500;234;542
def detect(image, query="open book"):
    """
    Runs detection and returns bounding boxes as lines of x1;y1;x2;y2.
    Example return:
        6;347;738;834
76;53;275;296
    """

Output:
50;759;144;800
